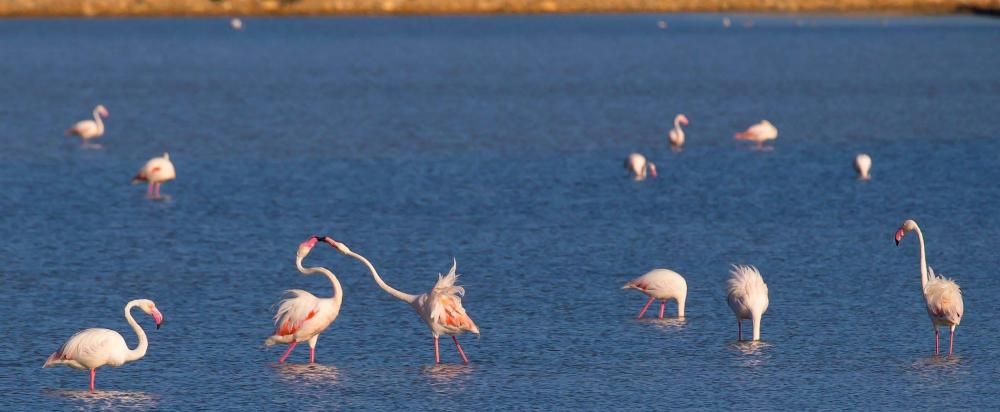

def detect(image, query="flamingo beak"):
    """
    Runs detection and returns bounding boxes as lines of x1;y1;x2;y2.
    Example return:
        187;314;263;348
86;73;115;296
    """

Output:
894;228;905;246
152;308;164;329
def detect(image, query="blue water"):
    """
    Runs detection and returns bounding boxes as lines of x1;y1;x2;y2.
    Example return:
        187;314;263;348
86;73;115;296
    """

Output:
1;14;999;410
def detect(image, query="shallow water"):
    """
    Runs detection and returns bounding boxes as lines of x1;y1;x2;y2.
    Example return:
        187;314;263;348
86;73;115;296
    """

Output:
0;15;999;410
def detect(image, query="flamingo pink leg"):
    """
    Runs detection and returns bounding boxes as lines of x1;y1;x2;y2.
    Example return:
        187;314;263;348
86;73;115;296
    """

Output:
146;183;154;197
934;329;940;355
278;341;298;363
89;368;96;392
154;183;161;198
434;336;440;364
659;301;666;319
949;329;955;355
453;336;469;364
738;320;743;341
636;297;655;319
310;347;316;363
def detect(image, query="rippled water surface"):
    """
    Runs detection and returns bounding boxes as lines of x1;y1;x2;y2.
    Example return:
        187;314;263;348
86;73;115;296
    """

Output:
1;15;999;410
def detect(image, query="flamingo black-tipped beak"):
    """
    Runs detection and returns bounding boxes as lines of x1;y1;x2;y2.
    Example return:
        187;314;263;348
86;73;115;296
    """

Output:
894;228;905;246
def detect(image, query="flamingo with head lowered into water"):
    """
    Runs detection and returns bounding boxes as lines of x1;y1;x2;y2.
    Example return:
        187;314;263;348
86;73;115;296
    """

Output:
625;153;657;181
327;238;480;364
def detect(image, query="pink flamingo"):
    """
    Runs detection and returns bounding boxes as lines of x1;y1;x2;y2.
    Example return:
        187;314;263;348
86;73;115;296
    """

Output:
131;153;176;198
895;219;964;355
625;153;657;181
265;236;343;363
623;269;687;319
327;238;480;364
667;114;690;151
43;299;163;392
65;104;109;147
734;120;778;150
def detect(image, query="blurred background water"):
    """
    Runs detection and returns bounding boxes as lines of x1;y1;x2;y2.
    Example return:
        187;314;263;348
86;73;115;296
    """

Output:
0;14;998;410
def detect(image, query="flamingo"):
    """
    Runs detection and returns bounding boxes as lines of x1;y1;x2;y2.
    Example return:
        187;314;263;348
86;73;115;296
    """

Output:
734;120;778;150
264;236;343;364
43;299;163;392
726;265;769;341
231;18;243;30
65;104;108;146
667;114;690;151
326;238;480;364
895;219;964;355
131;153;176;199
854;154;872;180
622;269;687;319
625;153;657;181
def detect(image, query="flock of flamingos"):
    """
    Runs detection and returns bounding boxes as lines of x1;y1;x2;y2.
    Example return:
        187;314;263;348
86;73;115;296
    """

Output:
48;106;963;393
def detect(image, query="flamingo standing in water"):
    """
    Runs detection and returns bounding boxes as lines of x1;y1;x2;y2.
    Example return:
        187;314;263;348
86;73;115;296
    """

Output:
65;105;108;146
326;238;480;364
734;120;778;150
895;219;964;355
230;18;243;30
623;269;687;319
265;236;343;363
726;265;769;341
132;153;176;198
43;299;164;392
854;154;872;180
625;153;657;181
667;114;690;151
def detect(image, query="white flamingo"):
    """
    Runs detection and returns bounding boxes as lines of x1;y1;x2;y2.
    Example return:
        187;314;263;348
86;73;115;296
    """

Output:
132;153;176;198
43;299;163;392
65;105;108;146
854;154;872;180
265;236;343;363
668;114;690;151
734;120;778;150
726;265;769;341
622;269;687;319
895;219;964;355
625;153;657;181
327;239;480;364
231;18;243;30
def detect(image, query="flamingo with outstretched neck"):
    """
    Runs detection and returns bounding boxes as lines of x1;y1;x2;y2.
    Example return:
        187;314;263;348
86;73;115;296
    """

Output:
65;105;108;146
265;236;344;363
895;219;964;355
668;114;690;151
327;238;479;364
44;299;163;392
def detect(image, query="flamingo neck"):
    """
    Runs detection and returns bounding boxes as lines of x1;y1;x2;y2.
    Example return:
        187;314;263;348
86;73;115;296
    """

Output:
123;301;148;363
345;250;416;303
92;108;104;134
674;117;684;132
296;255;343;306
914;226;928;290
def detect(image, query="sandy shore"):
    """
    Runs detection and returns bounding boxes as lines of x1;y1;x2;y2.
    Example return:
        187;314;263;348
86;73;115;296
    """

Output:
1;0;998;17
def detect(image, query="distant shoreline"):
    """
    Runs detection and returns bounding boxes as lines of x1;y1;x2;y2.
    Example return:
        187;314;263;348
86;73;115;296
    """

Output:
2;0;998;18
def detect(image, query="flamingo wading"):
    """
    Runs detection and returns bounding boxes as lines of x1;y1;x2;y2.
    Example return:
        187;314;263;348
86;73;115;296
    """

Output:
734;120;778;150
895;219;964;355
65;104;109;146
265;236;344;363
625;153;657;181
668;114;690;151
43;299;163;392
854;154;872;180
623;269;687;319
327;238;480;364
132;152;176;199
726;265;769;341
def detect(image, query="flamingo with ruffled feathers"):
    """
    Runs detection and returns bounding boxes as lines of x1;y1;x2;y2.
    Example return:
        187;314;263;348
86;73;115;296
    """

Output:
854;154;872;180
43;299;163;392
668;114;690;151
65;104;108;146
265;236;344;363
726;265;769;341
895;219;964;355
326;238;479;364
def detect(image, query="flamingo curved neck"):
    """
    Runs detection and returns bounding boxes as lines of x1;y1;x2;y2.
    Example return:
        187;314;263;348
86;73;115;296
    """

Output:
914;226;928;290
123;301;148;363
92;108;104;134
296;255;343;306
345;250;416;303
674;117;684;131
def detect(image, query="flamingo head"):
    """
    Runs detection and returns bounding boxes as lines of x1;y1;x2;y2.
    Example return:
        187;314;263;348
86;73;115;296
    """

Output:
895;219;918;246
297;235;322;258
137;299;163;329
676;114;689;126
324;237;352;254
96;105;109;118
647;162;657;178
